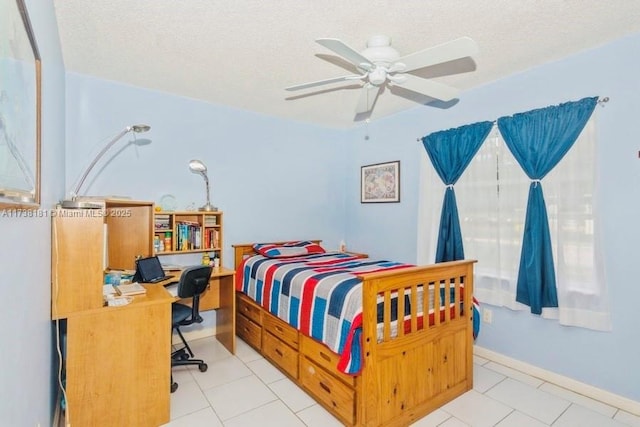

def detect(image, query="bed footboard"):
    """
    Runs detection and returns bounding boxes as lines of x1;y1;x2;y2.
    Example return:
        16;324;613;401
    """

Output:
358;260;475;426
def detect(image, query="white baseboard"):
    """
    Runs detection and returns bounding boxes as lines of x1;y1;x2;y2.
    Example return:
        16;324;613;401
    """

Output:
474;346;640;416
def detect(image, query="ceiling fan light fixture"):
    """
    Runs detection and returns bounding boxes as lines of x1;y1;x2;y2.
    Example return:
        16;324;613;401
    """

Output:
368;68;387;85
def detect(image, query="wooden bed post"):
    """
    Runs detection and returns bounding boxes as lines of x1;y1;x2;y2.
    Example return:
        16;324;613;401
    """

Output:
360;275;380;426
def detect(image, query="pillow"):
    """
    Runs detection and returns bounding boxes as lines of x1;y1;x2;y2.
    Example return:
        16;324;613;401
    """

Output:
253;241;326;258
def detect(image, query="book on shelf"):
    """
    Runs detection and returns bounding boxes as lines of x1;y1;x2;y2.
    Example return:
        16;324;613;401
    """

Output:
204;228;220;249
115;282;147;296
204;216;218;226
176;221;202;251
154;214;171;231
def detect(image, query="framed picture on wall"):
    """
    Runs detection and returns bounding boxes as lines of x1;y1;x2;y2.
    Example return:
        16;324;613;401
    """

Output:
361;161;400;203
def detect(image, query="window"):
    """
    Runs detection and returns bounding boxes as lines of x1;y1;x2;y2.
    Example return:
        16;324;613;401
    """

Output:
418;118;611;330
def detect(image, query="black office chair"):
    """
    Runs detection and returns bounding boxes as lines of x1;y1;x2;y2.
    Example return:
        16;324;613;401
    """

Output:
170;265;212;393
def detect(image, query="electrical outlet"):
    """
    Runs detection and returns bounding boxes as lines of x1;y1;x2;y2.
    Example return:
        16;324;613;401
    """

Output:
482;308;493;324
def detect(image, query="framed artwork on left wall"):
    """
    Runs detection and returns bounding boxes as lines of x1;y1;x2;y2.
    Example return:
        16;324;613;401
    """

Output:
361;160;400;203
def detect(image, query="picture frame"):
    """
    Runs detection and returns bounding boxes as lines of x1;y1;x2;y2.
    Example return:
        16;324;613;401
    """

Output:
361;160;400;203
0;0;42;209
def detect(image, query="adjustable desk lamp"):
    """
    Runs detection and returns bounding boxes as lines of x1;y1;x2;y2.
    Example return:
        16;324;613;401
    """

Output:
60;124;150;209
189;159;217;211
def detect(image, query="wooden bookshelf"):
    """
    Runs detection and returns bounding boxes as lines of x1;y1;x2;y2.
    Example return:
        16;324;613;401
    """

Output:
153;210;223;265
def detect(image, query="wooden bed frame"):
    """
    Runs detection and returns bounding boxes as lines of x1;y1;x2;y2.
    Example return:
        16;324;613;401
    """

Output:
233;242;476;427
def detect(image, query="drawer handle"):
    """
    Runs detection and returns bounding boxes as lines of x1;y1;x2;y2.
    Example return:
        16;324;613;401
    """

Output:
275;326;283;333
319;381;331;394
319;351;331;362
275;348;283;357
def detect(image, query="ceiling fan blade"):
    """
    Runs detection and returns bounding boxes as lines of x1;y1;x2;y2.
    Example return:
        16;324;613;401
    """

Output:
391;74;460;102
285;74;364;91
355;84;381;114
396;37;479;73
316;38;373;71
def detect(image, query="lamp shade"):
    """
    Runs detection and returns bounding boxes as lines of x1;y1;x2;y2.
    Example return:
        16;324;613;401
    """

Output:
189;159;216;211
188;159;207;175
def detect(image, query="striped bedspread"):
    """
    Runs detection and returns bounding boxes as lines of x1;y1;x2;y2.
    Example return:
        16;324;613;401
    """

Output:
236;252;469;375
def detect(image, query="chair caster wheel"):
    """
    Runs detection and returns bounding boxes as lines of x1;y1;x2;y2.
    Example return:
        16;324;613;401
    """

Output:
198;363;208;372
171;382;178;393
171;351;184;361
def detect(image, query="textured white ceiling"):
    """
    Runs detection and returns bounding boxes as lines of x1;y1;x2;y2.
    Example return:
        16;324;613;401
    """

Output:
53;0;640;129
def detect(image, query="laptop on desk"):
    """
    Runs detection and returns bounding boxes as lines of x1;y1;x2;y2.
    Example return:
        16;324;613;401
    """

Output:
134;256;175;283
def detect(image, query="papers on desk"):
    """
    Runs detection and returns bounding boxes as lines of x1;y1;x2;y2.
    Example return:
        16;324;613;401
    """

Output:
103;285;117;297
115;282;147;296
165;283;179;297
161;264;183;271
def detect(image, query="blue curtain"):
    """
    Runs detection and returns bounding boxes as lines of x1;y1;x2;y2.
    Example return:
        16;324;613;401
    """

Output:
421;121;493;262
497;97;598;314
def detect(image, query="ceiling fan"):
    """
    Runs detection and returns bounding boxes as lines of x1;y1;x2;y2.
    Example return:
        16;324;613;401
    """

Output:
286;35;479;115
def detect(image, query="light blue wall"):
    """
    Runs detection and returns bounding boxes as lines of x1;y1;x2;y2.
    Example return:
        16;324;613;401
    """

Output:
3;5;638;423
346;33;640;401
65;75;350;264
0;1;66;425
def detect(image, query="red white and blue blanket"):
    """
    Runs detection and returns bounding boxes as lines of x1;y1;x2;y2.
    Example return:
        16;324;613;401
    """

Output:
236;252;415;374
236;252;478;375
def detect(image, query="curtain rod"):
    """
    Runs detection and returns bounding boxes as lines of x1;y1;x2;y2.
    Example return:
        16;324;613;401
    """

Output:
416;96;610;142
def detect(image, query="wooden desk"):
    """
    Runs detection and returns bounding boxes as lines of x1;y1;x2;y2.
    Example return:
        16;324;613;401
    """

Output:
158;266;236;354
210;267;236;354
63;285;173;427
61;269;236;427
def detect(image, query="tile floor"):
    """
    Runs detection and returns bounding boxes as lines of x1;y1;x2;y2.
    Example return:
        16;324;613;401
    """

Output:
162;336;640;427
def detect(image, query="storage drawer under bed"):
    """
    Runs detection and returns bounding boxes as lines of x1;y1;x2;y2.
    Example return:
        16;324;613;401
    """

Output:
236;312;261;350
299;356;356;425
262;330;299;379
262;312;299;348
236;293;262;324
300;335;356;387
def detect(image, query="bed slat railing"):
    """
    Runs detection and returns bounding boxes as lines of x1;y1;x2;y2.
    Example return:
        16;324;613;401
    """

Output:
359;260;476;345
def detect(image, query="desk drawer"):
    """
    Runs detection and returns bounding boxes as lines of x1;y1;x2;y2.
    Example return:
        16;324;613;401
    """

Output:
236;313;261;350
300;335;356;387
300;357;355;425
262;314;298;348
237;293;262;325
263;331;298;379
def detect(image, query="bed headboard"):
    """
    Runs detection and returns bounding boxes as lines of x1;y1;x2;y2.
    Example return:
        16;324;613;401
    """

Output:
231;240;322;270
